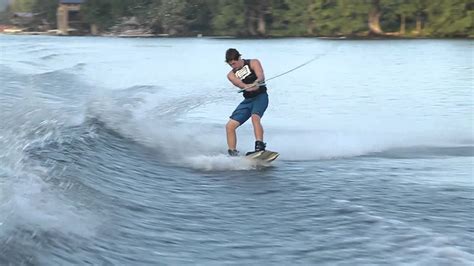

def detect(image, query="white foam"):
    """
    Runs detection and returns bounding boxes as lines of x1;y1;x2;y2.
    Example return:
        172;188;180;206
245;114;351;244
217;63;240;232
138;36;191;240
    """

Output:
183;154;269;171
80;47;472;165
0;168;98;238
0;111;97;238
89;86;472;165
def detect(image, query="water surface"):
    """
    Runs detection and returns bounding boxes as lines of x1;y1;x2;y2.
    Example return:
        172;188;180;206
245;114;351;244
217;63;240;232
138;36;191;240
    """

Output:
0;36;472;265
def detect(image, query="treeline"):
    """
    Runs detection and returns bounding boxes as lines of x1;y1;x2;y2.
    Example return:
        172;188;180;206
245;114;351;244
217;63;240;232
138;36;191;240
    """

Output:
4;0;474;37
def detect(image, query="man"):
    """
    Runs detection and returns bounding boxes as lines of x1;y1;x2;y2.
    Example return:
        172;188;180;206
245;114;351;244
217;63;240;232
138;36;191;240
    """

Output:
225;48;269;156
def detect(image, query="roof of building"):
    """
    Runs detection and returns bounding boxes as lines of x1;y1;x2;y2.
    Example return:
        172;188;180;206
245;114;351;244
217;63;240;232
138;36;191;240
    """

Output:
13;12;34;18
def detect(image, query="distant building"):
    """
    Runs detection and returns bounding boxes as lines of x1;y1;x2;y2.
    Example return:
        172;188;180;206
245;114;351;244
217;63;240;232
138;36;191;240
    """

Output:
57;0;85;35
10;12;34;29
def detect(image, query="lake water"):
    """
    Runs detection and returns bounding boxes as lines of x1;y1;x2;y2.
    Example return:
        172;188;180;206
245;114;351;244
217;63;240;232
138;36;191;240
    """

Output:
0;35;473;265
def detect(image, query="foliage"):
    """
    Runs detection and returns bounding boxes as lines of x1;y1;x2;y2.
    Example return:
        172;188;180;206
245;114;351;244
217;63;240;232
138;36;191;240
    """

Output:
9;0;35;13
3;0;472;37
32;0;58;26
211;0;246;36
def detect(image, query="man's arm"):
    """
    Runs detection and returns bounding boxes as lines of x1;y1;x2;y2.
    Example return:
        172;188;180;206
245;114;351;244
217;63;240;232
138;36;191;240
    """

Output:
250;59;265;83
227;71;247;90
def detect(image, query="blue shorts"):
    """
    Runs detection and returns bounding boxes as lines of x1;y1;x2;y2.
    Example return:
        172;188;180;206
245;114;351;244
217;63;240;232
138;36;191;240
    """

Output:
230;92;269;124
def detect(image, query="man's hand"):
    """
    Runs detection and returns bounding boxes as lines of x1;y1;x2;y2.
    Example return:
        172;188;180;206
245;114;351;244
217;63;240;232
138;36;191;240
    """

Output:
245;81;260;91
238;80;265;93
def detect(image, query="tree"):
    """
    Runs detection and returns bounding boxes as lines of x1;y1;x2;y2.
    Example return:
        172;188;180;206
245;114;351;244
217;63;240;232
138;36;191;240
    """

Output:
272;0;313;36
387;0;413;35
424;0;474;37
332;0;370;36
32;0;58;27
211;0;246;36
368;0;383;35
3;0;471;37
242;0;270;36
9;0;35;13
82;0;134;32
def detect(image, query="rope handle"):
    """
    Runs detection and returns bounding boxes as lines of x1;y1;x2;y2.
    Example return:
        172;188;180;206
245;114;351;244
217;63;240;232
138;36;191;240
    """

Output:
238;81;267;93
236;55;319;93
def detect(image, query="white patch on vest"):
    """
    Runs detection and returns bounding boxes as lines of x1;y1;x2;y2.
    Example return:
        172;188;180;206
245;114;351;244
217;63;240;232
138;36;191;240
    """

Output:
235;65;251;80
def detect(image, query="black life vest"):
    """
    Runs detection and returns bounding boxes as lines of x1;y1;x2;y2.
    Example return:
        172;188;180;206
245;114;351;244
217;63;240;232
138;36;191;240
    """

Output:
233;59;267;99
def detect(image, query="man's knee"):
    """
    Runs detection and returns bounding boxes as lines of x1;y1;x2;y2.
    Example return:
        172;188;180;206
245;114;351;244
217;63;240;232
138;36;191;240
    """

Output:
226;119;240;131
251;114;261;123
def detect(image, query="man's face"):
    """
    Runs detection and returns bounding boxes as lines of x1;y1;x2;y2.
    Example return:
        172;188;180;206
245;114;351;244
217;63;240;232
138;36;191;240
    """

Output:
227;59;243;70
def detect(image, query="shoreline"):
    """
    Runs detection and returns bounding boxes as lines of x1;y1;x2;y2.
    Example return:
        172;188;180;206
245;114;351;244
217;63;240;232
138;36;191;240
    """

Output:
1;32;472;40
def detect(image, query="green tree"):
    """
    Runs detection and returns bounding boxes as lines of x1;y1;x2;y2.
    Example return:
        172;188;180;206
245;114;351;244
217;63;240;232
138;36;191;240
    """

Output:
186;0;213;34
331;0;370;36
8;0;471;37
387;0;413;34
32;0;58;27
211;0;246;35
10;0;35;12
271;0;312;36
82;0;131;31
424;0;474;37
157;0;188;35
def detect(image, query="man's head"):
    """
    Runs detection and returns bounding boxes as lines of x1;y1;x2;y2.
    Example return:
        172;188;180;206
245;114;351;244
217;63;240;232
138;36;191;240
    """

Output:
225;48;243;69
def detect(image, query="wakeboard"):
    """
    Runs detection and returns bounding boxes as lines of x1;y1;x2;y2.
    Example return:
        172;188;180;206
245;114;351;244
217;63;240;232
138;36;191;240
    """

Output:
245;150;279;163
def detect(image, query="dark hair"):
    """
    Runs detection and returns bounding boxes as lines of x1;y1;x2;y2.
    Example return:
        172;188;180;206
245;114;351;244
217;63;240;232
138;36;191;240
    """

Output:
225;48;241;62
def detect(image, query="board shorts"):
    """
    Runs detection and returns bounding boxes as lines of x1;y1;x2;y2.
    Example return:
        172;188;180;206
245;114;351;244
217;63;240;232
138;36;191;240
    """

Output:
230;92;269;124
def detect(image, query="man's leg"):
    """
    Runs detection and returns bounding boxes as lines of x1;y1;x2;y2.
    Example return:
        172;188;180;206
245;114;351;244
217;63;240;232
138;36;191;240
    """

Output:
250;93;268;143
226;119;240;150
251;114;264;141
